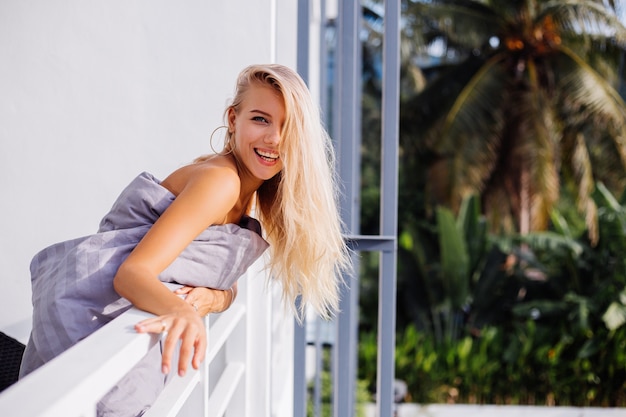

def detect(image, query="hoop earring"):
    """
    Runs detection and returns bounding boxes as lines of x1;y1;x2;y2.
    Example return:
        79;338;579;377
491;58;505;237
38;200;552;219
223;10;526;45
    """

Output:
209;126;234;156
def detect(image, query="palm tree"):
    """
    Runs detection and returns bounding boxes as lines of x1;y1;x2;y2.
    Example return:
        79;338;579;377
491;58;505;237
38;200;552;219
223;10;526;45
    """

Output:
401;0;626;242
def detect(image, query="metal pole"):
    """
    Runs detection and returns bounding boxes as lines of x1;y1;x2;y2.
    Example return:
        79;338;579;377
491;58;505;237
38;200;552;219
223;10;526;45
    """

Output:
377;0;400;416
294;2;310;417
333;0;361;416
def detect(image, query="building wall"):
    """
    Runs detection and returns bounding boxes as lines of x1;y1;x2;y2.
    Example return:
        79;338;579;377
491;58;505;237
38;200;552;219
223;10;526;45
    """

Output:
0;0;297;338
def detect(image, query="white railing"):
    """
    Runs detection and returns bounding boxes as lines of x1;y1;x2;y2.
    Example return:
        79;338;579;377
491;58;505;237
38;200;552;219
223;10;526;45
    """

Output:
0;258;294;417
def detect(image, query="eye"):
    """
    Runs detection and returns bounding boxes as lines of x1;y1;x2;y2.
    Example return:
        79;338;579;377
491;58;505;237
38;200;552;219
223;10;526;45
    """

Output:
252;116;269;123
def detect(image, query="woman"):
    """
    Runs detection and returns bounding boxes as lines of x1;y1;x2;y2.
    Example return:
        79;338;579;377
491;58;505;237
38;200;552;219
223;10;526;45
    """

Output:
20;64;350;416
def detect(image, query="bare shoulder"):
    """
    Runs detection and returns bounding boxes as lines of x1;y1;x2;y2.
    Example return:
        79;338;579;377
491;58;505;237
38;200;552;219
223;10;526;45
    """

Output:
162;156;240;198
156;156;241;227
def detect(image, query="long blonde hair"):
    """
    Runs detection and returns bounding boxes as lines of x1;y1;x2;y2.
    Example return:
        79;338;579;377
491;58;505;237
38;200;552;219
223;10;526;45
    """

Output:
225;64;351;320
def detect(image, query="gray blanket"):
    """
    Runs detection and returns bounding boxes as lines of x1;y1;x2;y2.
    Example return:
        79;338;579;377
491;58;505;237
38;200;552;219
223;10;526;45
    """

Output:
19;172;269;415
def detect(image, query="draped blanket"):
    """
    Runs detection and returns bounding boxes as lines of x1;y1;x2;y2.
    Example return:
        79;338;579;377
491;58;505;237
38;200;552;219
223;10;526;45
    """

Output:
20;171;269;376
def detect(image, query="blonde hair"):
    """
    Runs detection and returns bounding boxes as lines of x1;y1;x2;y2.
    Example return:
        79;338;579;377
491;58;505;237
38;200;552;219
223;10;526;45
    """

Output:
225;64;350;320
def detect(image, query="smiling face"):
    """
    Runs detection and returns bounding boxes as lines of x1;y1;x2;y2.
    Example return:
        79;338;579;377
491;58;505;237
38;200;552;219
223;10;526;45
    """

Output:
228;83;285;184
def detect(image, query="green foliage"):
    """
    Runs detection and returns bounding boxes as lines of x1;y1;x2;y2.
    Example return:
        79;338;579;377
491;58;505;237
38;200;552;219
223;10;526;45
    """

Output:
360;185;626;406
397;194;492;341
386;322;626;405
308;347;370;417
355;0;626;408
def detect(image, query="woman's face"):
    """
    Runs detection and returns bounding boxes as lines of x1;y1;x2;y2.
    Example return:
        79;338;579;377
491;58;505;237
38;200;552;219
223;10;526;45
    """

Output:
229;83;285;182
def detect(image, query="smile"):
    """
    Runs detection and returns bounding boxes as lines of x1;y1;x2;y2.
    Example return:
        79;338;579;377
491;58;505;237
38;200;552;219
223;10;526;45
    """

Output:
255;148;280;162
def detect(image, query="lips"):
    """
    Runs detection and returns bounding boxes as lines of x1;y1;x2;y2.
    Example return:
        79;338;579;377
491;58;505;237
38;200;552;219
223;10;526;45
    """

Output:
255;148;280;162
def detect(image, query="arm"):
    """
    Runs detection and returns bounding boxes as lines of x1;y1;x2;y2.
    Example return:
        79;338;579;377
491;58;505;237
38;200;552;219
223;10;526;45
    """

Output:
113;165;240;376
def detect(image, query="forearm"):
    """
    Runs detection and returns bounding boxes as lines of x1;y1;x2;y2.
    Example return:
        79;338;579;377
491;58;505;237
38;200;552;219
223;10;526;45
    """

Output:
113;264;194;316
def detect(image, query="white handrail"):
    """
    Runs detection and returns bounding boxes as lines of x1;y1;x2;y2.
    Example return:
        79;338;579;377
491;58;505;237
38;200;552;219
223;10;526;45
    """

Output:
0;305;248;417
0;262;293;417
0;308;160;417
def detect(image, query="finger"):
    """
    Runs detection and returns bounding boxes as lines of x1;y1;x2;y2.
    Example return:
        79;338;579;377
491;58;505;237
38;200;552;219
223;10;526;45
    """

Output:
161;327;182;375
135;318;168;334
184;297;199;313
179;292;200;313
192;333;207;369
174;286;193;295
177;330;198;376
181;292;196;304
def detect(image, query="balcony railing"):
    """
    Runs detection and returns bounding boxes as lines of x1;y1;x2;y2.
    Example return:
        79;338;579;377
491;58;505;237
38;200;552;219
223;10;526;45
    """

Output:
0;258;293;417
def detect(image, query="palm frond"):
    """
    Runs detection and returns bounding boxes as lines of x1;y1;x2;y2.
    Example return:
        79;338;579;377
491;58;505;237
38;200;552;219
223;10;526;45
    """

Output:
526;88;562;231
555;46;626;206
483;185;517;235
556;44;626;126
441;53;509;142
401;55;486;146
581;124;626;192
517;231;585;257
406;0;501;50
575;133;599;240
561;129;599;243
438;56;511;207
543;0;626;46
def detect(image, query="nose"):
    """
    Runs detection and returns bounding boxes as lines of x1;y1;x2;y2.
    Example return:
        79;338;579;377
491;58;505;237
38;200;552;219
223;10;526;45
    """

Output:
264;127;281;146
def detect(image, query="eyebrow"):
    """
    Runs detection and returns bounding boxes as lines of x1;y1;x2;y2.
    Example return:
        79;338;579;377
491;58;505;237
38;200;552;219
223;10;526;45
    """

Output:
250;109;272;118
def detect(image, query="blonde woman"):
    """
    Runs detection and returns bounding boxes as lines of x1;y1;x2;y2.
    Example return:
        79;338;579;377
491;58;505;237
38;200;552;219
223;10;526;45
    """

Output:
20;64;350;416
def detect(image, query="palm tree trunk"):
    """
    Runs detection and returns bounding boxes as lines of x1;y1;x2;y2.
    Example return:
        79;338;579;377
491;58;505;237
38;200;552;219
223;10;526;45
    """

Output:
520;161;530;235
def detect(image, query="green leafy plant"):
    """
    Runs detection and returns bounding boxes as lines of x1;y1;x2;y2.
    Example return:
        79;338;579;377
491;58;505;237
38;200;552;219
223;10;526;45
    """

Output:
308;347;370;417
370;185;626;406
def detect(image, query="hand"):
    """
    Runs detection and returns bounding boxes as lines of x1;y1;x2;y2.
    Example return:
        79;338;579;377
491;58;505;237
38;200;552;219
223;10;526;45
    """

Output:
134;307;206;377
174;284;237;316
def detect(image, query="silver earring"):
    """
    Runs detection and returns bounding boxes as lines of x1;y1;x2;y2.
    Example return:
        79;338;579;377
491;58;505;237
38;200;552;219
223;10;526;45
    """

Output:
209;126;234;156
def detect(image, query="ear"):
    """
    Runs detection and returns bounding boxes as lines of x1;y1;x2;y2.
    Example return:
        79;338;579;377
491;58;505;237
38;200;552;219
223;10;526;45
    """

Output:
227;107;236;132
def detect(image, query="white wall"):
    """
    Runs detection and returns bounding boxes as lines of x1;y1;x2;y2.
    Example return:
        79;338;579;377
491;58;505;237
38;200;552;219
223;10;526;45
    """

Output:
0;0;297;339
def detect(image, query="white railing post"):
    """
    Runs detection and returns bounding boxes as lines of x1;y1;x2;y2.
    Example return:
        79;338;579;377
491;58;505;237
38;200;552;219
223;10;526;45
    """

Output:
240;258;273;417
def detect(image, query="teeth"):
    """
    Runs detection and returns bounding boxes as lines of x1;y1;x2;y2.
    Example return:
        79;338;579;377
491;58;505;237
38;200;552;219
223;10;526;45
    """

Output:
256;149;279;160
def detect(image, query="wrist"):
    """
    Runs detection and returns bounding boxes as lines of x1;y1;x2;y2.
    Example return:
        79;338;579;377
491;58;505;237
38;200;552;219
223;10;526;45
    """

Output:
227;287;235;306
171;300;197;316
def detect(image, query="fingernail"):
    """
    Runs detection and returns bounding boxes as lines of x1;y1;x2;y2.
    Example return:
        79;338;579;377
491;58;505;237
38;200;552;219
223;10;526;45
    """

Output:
179;369;186;377
162;365;169;374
